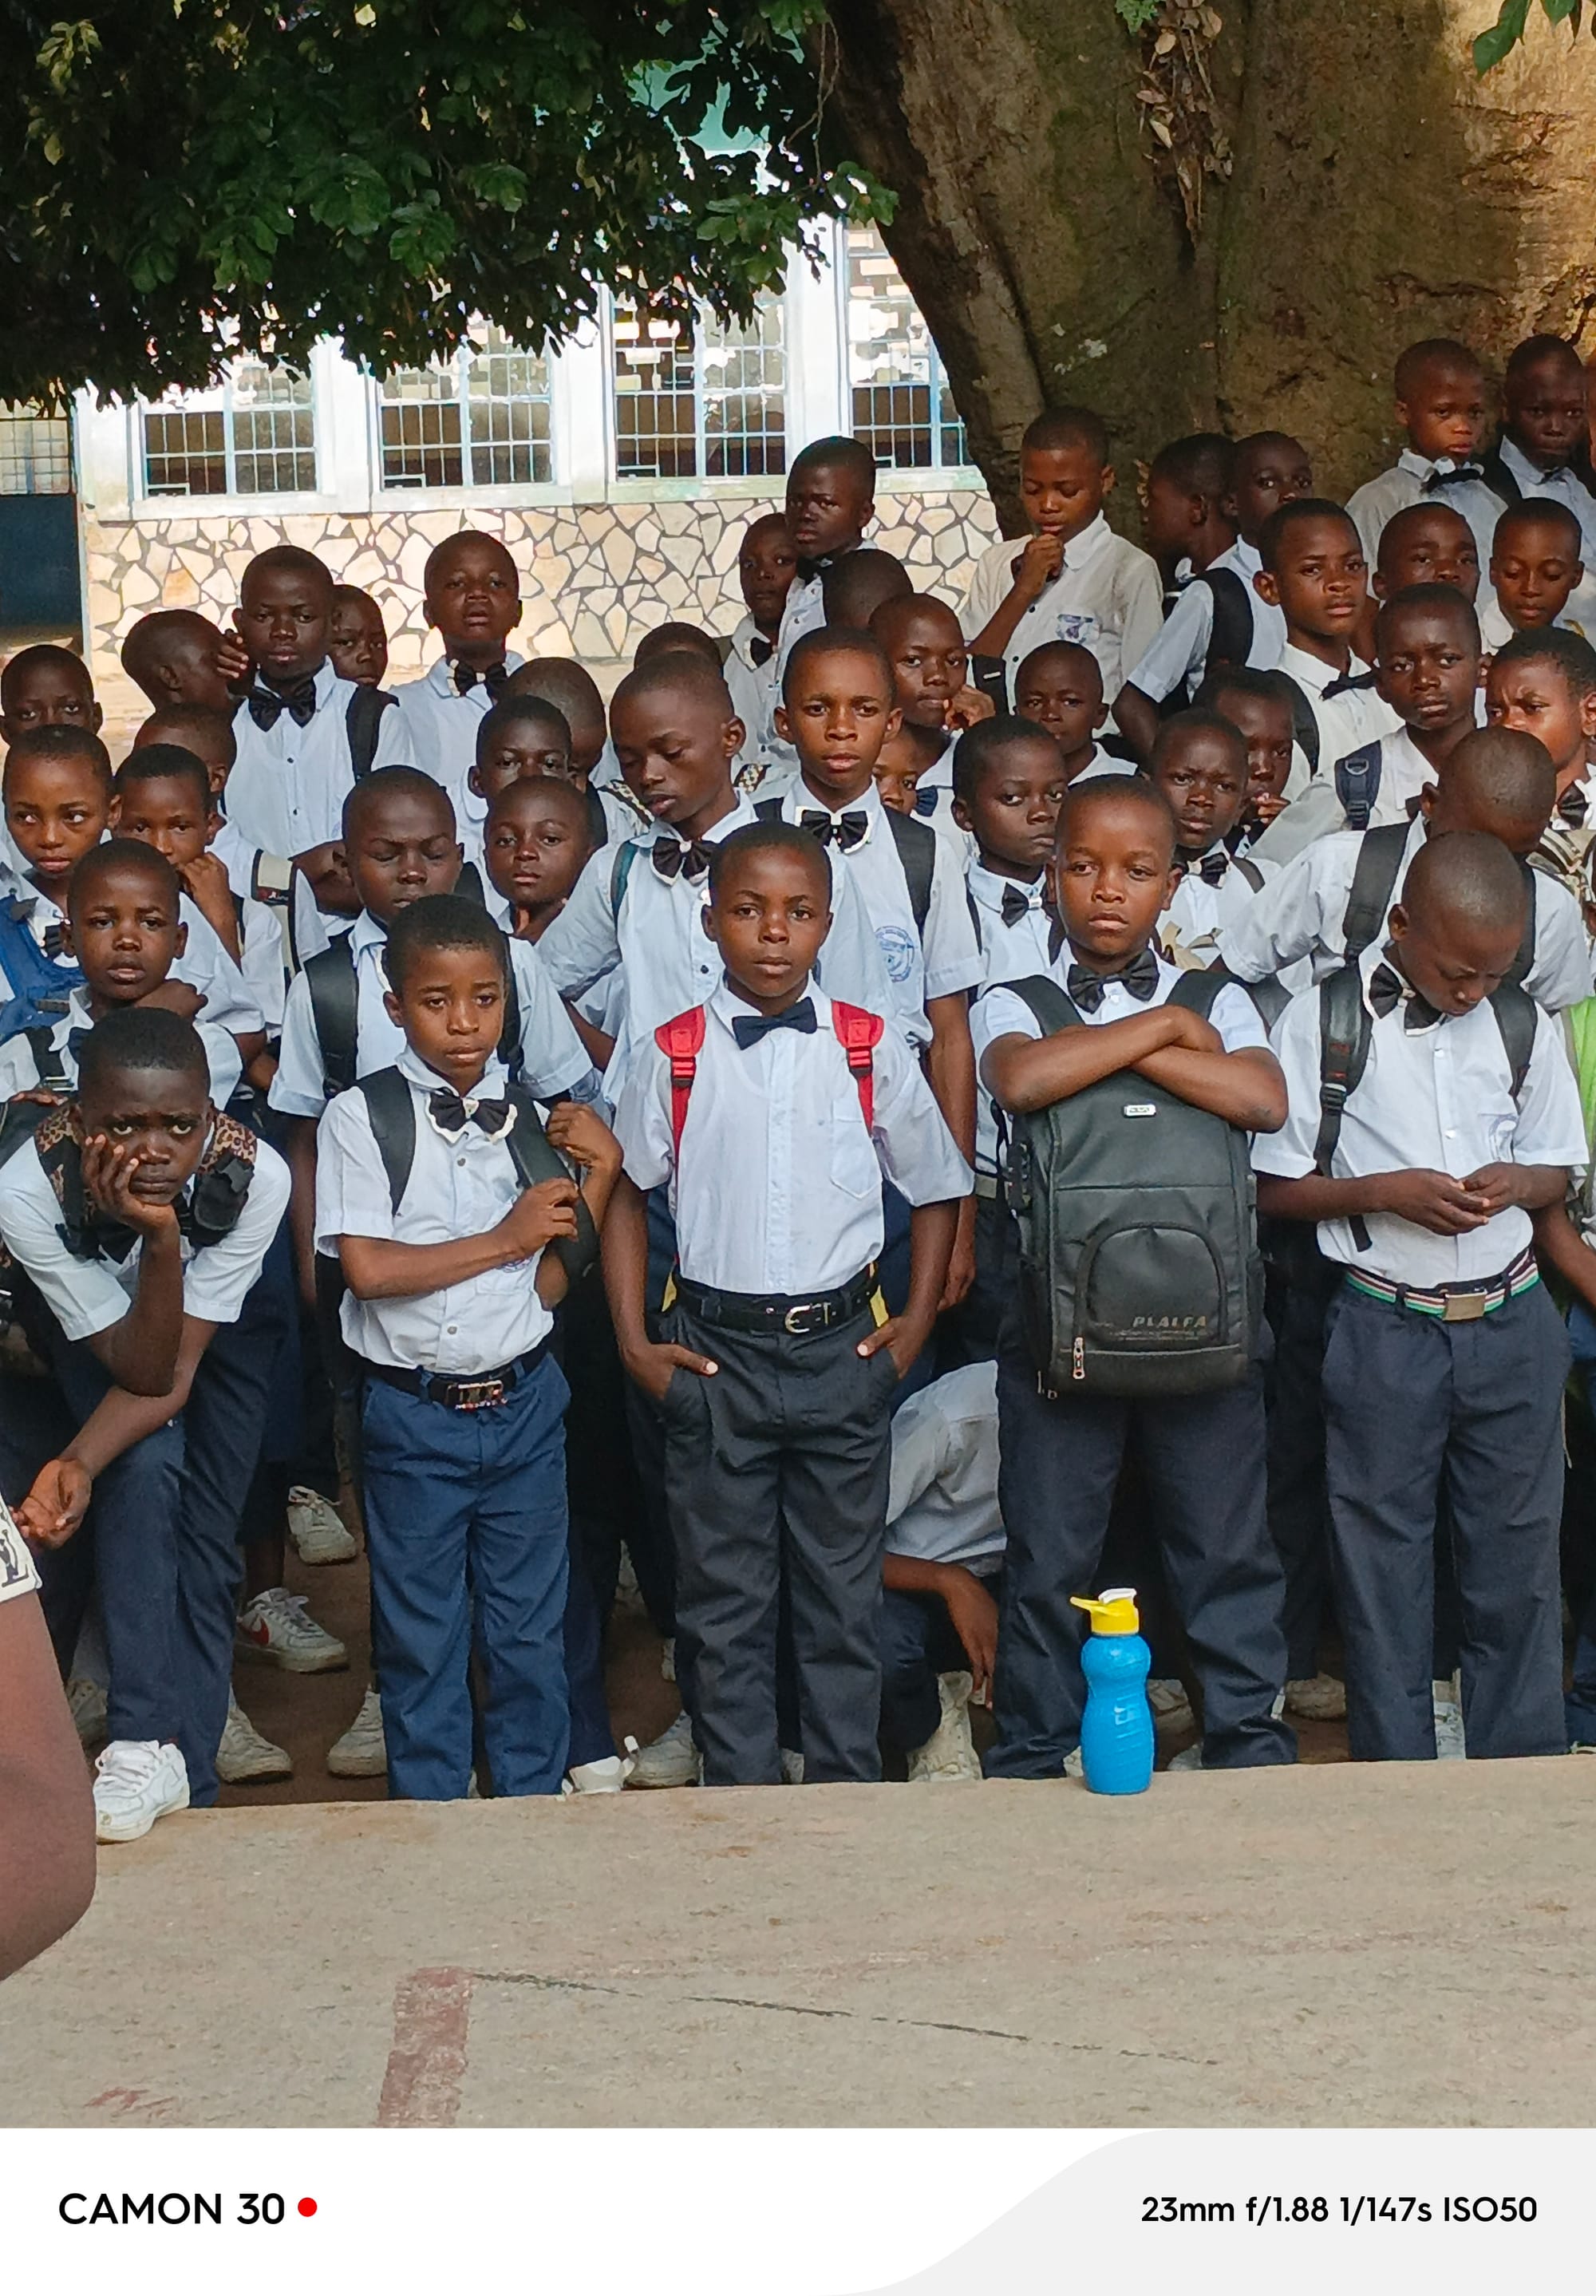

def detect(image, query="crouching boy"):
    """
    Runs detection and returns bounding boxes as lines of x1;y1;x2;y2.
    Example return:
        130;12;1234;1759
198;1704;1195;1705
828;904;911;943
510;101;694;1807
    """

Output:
606;823;968;1786
314;895;622;1800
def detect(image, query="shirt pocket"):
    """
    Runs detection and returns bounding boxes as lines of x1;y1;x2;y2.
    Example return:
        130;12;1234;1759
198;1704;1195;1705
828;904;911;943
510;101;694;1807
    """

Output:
829;1093;879;1199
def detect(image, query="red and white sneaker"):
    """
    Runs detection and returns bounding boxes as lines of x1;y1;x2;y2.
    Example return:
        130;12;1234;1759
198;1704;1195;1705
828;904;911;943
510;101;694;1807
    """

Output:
236;1587;348;1674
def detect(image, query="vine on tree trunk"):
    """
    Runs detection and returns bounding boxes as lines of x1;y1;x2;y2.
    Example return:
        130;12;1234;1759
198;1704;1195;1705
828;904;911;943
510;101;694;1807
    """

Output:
1121;0;1231;242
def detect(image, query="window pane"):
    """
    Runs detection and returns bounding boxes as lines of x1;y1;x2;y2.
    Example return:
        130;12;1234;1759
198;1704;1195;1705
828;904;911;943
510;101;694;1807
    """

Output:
0;405;73;496
143;407;227;496
378;365;464;488
843;226;968;470
231;362;317;493
464;324;551;485
701;298;785;479
612;303;697;480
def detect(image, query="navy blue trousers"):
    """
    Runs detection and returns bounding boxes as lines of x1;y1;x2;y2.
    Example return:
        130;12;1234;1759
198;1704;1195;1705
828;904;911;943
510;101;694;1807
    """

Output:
361;1355;572;1800
990;1339;1294;1775
1323;1278;1569;1761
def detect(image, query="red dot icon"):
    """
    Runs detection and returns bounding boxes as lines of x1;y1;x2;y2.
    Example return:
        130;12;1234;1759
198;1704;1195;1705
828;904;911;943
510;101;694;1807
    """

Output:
298;2199;318;2218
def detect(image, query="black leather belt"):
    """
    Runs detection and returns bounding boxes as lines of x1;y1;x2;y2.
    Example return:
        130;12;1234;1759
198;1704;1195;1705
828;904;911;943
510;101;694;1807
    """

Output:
361;1339;549;1411
674;1267;877;1336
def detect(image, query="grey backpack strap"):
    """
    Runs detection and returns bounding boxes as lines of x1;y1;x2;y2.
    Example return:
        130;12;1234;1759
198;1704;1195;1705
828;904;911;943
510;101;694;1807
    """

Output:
1231;853;1265;894
608;839;641;920
305;931;359;1097
1286;680;1321;777
1489;981;1536;1101
1333;740;1383;833
1198;566;1254;670
504;1082;598;1283
355;1067;417;1215
1165;967;1227;1020
1314;962;1373;1178
1341;823;1409;962
882;806;934;935
1002;974;1081;1034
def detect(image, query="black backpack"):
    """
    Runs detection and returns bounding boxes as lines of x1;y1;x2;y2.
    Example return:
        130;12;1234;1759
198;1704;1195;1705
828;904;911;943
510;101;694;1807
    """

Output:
1333;739;1382;832
346;683;397;779
0;1028;72;1168
1340;823;1537;984
354;1066;597;1284
305;920;523;1098
1198;565;1256;671
1001;969;1262;1397
753;796;934;935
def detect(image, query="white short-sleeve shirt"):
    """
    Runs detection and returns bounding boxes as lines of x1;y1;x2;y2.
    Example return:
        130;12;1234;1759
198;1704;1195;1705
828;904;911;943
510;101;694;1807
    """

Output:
966;860;1053;1177
1346;451;1506;575
0;986;242;1109
1124;537;1285;703
391;650;527;820
962;516;1164;705
226;663;417;860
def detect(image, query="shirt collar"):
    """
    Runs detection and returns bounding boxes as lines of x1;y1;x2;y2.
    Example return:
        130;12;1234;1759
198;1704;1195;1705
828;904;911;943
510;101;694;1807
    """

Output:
397;1042;509;1097
969;861;1043;912
1499;434;1566;489
1048;940;1175;996
1218;536;1262;576
424;647;526;697
708;975;824;1033
350;910;389;957
783;780;881;830
313;659;342;706
1280;644;1372;696
1060;512;1111;571
1396;446;1482;484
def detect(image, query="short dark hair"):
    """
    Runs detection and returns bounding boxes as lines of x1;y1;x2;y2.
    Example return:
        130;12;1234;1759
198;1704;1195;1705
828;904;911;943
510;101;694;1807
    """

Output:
385;893;508;996
1375;583;1481;650
114;744;213;812
821;549;913;626
1022;405;1109;464
1194;662;1294;716
610;652;734;723
1402;828;1527;935
240;543;333;598
788;435;876;496
136;701;237;768
120;609;219;698
342;765;455;843
476;694;571;765
486;771;592;840
0;642;93;709
69;837;181;921
1506;332;1582;384
1258;498;1359;573
1150;708;1247;776
423;530;517;591
1493;497;1584;555
1149;433;1235;500
1492;625;1596;697
634;622;723;670
2;722;112;792
1057;772;1177;860
1375;500;1476;573
1393;338;1483;398
504;657;606;737
781;625;894;705
1014;639;1104;697
77;1006;207;1101
952;716;1061;807
1441;726;1556;822
706;820;831;903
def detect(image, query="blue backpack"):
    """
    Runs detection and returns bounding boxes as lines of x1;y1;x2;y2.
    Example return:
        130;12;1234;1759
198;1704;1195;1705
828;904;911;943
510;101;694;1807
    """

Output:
0;895;82;1045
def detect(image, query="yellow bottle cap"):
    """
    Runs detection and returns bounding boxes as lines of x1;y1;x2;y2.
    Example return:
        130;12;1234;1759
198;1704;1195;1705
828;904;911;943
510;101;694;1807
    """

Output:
1069;1586;1140;1635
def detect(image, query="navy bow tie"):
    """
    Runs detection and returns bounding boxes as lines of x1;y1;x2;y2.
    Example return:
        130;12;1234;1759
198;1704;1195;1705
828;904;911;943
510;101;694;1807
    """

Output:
1369;959;1443;1031
1066;947;1161;1012
452;658;510;697
731;997;817;1050
1558;782;1590;828
246;678;318;729
1001;881;1042;927
651;838;713;886
1321;668;1379;701
1423;464;1486;492
797;808;868;852
41;921;69;961
749;634;775;667
913;787;940;819
427;1087;512;1138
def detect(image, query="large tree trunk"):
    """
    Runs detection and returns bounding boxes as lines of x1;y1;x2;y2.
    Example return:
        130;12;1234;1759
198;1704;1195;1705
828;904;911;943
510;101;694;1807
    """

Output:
822;0;1596;532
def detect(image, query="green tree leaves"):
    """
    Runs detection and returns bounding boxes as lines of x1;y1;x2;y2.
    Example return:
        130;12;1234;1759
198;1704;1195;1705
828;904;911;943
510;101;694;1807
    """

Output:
1474;0;1586;73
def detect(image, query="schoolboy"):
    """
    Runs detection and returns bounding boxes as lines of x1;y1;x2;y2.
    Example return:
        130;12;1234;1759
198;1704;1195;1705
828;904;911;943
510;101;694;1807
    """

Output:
1312;585;1485;837
328;585;389;689
1347;338;1503;571
1;726;265;1054
0;646;102;748
606;822;966;1784
0;1006;291;1833
1195;663;1296;843
870;592;994;829
963;406;1162;708
131;701;290;919
1482;500;1590;651
504;655;648;831
872;752;922;817
1254;832;1582;1760
226;543;414;873
1139;433;1236;594
1371;500;1482;608
1013;641;1114;781
1147;711;1276;962
120;610;236;715
392;532;525;812
1253;499;1400;787
315;894;622;1800
722;513;796;766
1485;626;1596;901
1484;334;1596;563
821;547;912;630
973;774;1296;1773
484;774;597;943
464;693;597;874
1219;728;1590;1012
775;436;877;674
1115;430;1310;759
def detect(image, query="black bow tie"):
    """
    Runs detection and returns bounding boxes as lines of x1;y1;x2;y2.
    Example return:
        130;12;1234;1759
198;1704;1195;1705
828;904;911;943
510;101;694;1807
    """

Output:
427;1087;512;1138
246;678;318;729
1558;782;1590;828
651;837;713;886
1066;947;1162;1012
452;658;510;697
797;808;868;853
731;997;818;1050
65;1025;90;1066
1001;881;1043;927
1369;959;1443;1032
1321;668;1379;701
749;634;775;667
1423;464;1486;492
41;921;69;961
795;555;833;585
1185;847;1230;887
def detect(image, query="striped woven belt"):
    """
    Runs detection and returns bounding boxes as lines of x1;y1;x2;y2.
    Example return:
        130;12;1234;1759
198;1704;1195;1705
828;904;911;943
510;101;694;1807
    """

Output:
1344;1247;1539;1322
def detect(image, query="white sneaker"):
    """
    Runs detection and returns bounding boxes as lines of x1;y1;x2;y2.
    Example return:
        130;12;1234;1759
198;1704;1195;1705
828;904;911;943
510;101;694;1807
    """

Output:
565;1736;640;1794
780;1747;805;1784
93;1739;189;1843
1433;1675;1467;1761
66;1674;108;1747
326;1685;387;1777
1062;1745;1084;1779
907;1670;982;1781
215;1694;292;1784
286;1485;358;1566
236;1587;348;1674
1286;1672;1348;1721
626;1710;701;1788
1167;1741;1205;1771
1147;1677;1195;1736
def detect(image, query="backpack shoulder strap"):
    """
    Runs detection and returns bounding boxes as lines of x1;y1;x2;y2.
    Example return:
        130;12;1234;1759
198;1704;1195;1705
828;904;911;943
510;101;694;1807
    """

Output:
1479;443;1522;506
1286;679;1321;777
454;860;485;907
22;1025;67;1093
609;839;642;921
1001;975;1081;1036
498;935;523;1079
1231;853;1265;894
882;805;935;935
305;931;360;1097
1314;962;1373;1175
653;1006;709;1162
346;683;397;780
828;1000;885;1132
1505;858;1537;989
1488;982;1537;1102
502;1082;598;1282
1166;966;1227;1019
1333;739;1383;834
1198;565;1254;669
354;1067;417;1215
1341;822;1409;961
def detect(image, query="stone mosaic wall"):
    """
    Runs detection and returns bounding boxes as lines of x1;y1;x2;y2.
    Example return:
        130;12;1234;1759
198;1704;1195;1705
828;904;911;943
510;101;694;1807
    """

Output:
81;488;1000;739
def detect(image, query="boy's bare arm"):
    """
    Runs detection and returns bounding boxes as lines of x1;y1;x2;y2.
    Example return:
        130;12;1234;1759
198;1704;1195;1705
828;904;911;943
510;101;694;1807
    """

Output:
533;1104;623;1309
0;1595;95;1981
966;534;1064;661
1257;1168;1494;1235
1130;1042;1288;1132
925;992;977;1309
1533;1196;1596;1310
859;1198;959;1377
340;1178;578;1302
982;1006;1189;1114
602;1172;717;1402
286;1116;321;1308
1112;684;1161;765
883;1552;999;1701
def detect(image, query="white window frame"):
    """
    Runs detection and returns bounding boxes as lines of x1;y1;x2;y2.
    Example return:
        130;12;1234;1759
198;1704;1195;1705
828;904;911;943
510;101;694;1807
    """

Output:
837;227;974;480
369;326;561;505
132;358;325;510
603;290;791;496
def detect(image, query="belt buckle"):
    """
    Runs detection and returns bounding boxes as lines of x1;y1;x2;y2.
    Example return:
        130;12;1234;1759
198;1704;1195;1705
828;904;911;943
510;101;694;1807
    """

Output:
1441;1290;1488;1323
783;1302;820;1335
450;1376;507;1410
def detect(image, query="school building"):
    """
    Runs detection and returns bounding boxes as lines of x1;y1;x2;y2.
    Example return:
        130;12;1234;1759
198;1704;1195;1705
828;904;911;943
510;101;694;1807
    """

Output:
0;225;998;730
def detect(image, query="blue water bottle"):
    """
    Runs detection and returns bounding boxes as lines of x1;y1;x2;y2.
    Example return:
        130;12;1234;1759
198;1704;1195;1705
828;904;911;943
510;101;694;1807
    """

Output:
1069;1585;1154;1795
